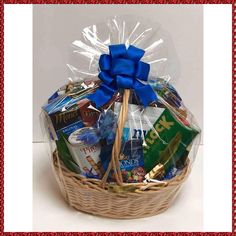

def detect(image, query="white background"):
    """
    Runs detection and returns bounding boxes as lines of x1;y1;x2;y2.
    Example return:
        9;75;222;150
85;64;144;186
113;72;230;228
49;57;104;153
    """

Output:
4;4;232;232
33;4;203;143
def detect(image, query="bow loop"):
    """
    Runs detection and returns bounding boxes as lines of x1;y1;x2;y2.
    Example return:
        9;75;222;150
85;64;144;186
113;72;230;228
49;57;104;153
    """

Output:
117;75;134;89
126;45;145;62
109;44;127;58
89;44;157;108
111;58;136;76
99;54;111;71
98;71;113;84
135;61;150;81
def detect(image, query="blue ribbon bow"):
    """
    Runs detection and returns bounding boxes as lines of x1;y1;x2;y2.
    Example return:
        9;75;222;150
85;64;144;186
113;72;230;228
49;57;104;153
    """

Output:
89;44;157;108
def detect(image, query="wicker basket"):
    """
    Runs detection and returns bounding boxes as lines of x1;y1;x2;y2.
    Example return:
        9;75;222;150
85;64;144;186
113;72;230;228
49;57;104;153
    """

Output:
51;89;191;219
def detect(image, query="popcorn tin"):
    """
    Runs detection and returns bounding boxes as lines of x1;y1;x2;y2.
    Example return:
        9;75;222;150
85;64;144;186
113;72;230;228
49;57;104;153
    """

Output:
41;16;201;219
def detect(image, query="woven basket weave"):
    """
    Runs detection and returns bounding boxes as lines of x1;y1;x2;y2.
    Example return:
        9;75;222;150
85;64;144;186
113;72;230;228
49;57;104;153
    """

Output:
52;89;191;219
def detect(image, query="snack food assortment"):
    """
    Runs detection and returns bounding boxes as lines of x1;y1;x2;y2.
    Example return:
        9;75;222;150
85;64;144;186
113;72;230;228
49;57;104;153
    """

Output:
41;16;201;217
42;75;200;184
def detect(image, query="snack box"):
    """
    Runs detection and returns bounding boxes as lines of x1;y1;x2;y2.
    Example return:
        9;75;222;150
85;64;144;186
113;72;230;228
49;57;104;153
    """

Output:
114;102;199;176
143;108;200;174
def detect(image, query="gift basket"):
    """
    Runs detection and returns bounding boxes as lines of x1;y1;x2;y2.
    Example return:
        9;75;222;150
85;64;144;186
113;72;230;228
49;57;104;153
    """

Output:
41;16;201;219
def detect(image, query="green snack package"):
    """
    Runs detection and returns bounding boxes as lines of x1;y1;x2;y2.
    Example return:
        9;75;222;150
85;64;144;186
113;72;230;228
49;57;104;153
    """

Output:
56;131;81;173
143;108;199;173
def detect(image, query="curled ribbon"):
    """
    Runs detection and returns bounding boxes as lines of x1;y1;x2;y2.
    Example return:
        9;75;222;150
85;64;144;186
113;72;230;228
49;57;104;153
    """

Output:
89;44;157;108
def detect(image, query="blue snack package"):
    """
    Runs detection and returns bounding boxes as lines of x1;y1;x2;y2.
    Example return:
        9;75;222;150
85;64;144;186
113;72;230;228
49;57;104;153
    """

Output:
120;139;146;183
99;139;146;183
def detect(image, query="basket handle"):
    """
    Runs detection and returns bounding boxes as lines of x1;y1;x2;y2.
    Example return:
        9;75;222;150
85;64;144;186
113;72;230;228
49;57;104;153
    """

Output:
101;89;130;187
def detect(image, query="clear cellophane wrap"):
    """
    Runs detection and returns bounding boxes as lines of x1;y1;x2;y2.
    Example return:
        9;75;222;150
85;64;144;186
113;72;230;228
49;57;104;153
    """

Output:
41;16;201;194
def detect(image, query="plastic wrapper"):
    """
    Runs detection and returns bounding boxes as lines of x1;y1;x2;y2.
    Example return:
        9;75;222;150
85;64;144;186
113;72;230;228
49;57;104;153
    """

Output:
41;16;201;189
